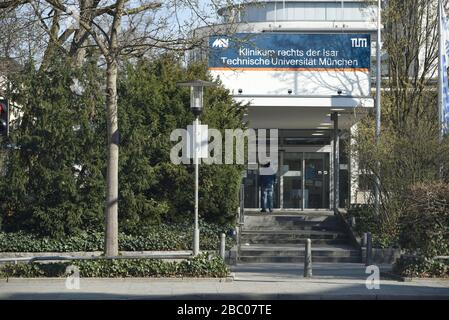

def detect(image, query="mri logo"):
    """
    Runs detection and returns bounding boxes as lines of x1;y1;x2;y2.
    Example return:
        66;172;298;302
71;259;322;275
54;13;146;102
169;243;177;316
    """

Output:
212;38;229;48
351;38;368;48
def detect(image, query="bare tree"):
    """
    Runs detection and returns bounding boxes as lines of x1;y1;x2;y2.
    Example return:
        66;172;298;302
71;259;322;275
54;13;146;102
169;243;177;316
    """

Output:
382;0;447;131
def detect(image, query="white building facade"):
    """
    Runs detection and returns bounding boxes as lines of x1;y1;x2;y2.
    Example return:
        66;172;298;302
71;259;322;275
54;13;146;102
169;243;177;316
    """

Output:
192;0;380;211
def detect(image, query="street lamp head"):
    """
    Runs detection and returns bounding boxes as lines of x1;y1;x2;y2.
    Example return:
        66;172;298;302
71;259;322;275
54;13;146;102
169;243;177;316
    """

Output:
177;79;217;117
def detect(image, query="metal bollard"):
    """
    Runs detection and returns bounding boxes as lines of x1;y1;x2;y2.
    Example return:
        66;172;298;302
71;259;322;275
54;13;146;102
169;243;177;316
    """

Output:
304;238;312;278
366;232;372;266
220;233;226;260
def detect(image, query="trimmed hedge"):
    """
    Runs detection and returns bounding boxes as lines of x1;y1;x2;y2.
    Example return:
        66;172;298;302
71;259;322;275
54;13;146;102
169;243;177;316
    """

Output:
0;223;235;252
0;253;230;278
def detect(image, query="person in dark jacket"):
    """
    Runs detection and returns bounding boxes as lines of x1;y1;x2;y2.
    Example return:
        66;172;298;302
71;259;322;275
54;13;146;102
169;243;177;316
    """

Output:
259;162;277;213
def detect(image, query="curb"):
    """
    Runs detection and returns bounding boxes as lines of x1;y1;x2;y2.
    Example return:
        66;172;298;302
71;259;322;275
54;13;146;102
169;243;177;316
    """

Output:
380;271;449;283
380;271;412;282
0;276;234;283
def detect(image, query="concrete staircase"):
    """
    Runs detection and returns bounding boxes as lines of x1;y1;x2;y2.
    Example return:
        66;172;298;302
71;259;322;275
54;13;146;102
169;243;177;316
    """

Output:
238;211;362;263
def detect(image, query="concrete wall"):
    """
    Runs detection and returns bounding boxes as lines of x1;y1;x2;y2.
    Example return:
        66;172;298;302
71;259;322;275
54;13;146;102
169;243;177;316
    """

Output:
361;247;402;265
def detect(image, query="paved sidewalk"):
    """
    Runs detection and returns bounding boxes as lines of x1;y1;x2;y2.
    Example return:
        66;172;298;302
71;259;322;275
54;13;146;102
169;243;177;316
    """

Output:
0;263;448;300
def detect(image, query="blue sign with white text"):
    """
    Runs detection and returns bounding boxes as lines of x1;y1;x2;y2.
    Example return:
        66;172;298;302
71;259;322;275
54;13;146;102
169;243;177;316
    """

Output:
209;33;371;71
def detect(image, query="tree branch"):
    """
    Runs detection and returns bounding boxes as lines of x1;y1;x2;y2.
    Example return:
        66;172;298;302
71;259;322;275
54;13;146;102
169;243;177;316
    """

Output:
43;0;109;57
125;2;161;15
94;1;161;16
0;0;27;9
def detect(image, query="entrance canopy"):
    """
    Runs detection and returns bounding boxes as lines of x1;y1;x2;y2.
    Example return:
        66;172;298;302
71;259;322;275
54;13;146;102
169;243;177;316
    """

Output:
235;95;374;130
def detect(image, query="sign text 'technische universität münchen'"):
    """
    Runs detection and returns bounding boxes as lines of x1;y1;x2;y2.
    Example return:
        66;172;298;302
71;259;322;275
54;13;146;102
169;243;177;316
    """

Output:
208;33;371;70
207;33;371;96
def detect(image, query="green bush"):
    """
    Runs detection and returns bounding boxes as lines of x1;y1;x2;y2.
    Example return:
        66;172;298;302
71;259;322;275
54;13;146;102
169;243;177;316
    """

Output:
399;182;449;258
393;255;449;278
346;205;398;248
393;184;449;278
0;56;245;237
0;253;229;278
349;108;449;251
0;262;68;278
347;205;378;236
0;222;235;252
347;182;449;254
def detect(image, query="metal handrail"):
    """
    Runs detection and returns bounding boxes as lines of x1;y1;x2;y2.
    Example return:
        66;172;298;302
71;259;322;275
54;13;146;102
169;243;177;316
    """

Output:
233;182;245;264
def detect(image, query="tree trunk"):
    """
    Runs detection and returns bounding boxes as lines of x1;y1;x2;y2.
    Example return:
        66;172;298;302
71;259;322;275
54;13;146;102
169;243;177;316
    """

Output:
103;0;125;258
70;0;100;67
105;59;119;257
40;9;61;70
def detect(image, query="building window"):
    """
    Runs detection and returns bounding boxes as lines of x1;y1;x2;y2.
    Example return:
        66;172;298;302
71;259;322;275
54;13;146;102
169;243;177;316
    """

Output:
225;1;376;24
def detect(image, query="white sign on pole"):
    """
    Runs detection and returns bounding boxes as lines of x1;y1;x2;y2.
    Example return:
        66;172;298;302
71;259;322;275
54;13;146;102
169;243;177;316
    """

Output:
187;123;209;159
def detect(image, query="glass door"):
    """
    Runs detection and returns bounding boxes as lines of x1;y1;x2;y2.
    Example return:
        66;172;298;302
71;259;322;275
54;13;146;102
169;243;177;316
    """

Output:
243;168;259;209
282;152;303;209
304;153;330;209
243;165;280;209
244;152;330;210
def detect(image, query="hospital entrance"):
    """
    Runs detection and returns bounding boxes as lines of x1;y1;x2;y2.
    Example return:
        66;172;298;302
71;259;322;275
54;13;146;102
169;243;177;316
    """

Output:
244;130;332;211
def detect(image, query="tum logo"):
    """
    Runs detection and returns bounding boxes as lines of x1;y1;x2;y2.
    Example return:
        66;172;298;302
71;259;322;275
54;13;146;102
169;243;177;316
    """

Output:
351;38;368;48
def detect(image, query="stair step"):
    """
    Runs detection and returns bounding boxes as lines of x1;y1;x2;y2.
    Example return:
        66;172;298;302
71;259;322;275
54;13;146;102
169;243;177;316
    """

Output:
239;244;360;256
243;211;334;218
241;229;345;235
237;211;358;263
241;231;348;242
240;239;349;245
244;215;339;225
246;227;344;232
239;250;361;257
242;214;344;232
238;256;362;263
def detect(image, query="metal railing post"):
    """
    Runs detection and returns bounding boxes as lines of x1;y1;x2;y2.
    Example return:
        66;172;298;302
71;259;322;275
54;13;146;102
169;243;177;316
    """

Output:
304;239;312;278
220;233;226;260
366;232;372;266
236;183;245;263
239;183;245;225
